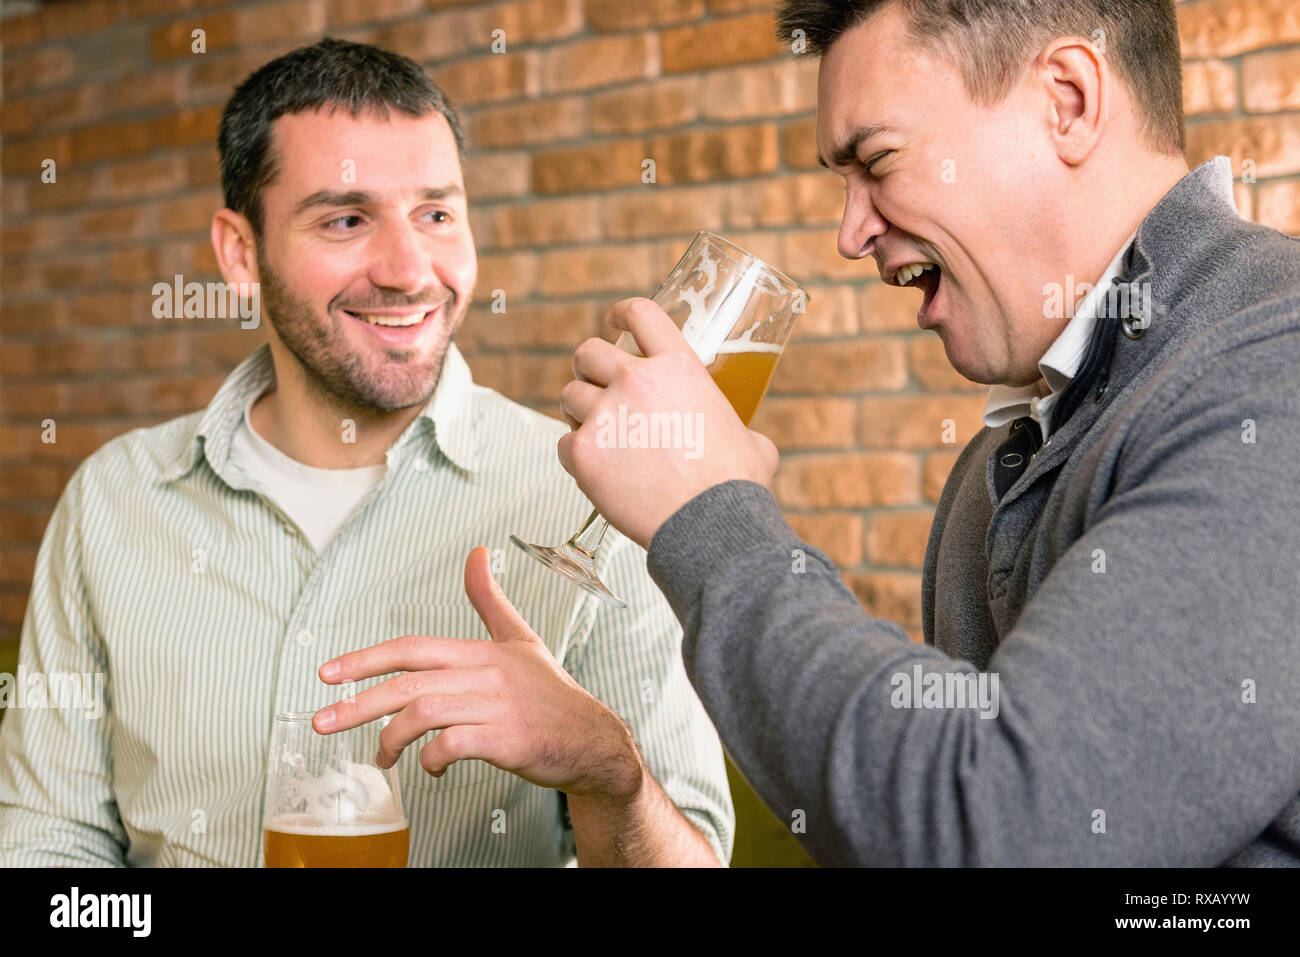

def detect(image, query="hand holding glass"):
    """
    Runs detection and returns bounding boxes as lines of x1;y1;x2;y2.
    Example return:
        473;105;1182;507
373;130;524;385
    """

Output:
511;231;808;608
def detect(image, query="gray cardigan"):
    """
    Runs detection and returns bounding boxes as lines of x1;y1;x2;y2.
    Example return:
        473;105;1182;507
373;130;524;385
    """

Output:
645;157;1300;865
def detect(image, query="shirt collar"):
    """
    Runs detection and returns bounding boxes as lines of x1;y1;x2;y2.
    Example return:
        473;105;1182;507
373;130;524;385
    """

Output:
163;340;480;484
982;227;1138;430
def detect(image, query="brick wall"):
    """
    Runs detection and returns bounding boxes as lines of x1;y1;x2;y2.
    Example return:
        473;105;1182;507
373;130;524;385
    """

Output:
1;0;1297;647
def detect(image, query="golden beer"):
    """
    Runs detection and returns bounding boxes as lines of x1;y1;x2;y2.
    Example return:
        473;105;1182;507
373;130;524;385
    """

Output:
264;816;409;868
707;343;782;426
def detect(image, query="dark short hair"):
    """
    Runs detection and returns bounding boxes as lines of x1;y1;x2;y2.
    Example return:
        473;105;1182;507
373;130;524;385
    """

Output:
218;37;465;237
775;0;1185;154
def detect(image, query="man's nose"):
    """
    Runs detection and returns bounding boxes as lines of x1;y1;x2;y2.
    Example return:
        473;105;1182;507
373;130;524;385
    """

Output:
837;184;888;261
368;217;438;293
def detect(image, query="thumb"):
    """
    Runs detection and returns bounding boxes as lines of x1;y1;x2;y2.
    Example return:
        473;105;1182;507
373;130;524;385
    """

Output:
464;546;534;642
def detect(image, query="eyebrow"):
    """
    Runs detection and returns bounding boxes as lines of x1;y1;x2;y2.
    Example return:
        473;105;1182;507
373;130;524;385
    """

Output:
292;185;465;217
816;125;896;170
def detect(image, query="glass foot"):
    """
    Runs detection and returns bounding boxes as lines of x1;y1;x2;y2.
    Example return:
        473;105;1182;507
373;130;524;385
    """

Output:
509;535;628;610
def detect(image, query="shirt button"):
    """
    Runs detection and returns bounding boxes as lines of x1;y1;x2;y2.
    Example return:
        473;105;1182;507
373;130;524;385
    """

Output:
296;629;314;647
414;458;428;472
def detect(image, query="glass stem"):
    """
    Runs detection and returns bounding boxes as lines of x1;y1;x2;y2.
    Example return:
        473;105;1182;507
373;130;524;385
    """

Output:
568;508;609;558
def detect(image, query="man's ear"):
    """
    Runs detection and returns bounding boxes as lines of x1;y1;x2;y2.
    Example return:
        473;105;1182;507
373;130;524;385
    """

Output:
211;208;261;285
1038;36;1107;167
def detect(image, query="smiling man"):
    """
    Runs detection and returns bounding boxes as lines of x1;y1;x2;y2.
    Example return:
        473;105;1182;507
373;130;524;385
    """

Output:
557;0;1300;865
0;39;732;867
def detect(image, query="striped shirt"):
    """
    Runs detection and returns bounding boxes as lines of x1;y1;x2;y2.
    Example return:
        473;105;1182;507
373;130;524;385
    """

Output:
0;341;733;867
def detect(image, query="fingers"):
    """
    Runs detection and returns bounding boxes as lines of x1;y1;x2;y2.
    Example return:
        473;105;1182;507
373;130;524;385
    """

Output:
315;666;487;735
418;725;492;777
376;693;490;769
319;633;485;685
606;297;691;358
559;378;602;429
572;336;630;388
464;546;534;642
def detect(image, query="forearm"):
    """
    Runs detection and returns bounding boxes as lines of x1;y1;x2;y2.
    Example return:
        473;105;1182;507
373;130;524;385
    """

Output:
566;763;723;867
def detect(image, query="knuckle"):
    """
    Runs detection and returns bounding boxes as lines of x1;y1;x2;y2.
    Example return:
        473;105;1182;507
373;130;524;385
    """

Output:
395;633;424;658
394;671;426;698
414;693;442;723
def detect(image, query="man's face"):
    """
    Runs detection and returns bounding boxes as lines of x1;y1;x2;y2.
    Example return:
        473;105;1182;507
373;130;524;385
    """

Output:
817;5;1067;386
254;106;476;415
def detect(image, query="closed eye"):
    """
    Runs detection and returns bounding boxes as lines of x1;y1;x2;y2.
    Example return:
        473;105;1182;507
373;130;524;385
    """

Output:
863;150;892;174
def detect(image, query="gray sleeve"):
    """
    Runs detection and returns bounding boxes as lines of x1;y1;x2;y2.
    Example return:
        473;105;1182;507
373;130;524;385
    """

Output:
565;529;734;864
0;468;128;866
644;345;1300;865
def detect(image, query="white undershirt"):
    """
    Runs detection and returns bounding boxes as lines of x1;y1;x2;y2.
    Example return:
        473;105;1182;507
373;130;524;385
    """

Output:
228;390;387;554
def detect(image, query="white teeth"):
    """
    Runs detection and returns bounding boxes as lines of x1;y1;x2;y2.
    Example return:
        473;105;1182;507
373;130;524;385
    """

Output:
355;312;427;327
894;262;936;285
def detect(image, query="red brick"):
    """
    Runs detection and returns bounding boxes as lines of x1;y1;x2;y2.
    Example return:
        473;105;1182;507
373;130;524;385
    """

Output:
0;100;33;136
1182;60;1238;116
470;97;586;148
462;301;599;349
1;47;75;94
585;0;703;31
1242;50;1300;112
493;0;584;44
97;155;188;201
475;251;540;300
786;511;863;567
1;12;41;51
1177;0;1300;58
773;452;919;507
865;509;934;567
39;0;116;39
150;11;237;60
1234;182;1254;222
588;77;700;135
371;7;490;62
781;118;818;169
464;352;573;402
701;59;818;121
726;172;842;228
0;465;75;499
71;119;153;164
784;228;875;281
234;0;327;48
327;0;421;28
1;132;74;176
536;244;656;295
465;152;531;198
1257;180;1300;235
647;125;778;183
151;105;223;149
158;192;219;234
30;85;103;128
857;395;987;450
708;0;773;11
749;396;855;449
486;195;602;247
789;285;857;339
541;35;658;94
604;185;726;239
1185;115;1300;179
0;384;68;417
844;571;922;627
661;12;783;72
434;52;540;105
533;139;648;194
860;282;924;332
0;509;52;543
772;338;907;394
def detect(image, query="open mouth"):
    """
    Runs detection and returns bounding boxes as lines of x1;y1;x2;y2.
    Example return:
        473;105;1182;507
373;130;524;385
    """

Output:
895;263;942;323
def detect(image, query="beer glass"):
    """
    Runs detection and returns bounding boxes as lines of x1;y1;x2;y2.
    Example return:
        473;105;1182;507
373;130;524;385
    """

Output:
263;711;409;868
511;231;808;608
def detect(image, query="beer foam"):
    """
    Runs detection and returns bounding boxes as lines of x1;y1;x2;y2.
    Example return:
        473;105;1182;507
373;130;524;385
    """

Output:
713;338;783;356
265;814;407;837
279;759;404;828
